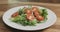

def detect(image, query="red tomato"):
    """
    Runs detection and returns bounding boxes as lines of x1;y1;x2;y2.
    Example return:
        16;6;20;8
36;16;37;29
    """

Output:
33;11;40;17
11;12;19;17
36;16;44;21
26;10;32;14
25;8;32;14
26;14;35;21
32;7;44;21
25;9;35;21
32;7;39;16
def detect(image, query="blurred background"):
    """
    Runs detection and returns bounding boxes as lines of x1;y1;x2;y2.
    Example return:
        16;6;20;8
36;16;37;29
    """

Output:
0;0;60;4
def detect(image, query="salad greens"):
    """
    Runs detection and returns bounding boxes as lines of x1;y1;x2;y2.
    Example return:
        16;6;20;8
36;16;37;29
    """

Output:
10;6;48;26
41;9;48;21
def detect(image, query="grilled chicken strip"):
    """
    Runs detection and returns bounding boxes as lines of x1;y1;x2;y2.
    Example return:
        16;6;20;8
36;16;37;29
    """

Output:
32;7;44;21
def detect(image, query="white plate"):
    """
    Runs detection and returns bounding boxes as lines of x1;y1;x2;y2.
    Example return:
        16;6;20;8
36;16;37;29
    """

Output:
3;6;57;31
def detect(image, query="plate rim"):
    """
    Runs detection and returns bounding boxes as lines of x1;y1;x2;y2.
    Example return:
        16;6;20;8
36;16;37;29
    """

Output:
2;5;57;31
